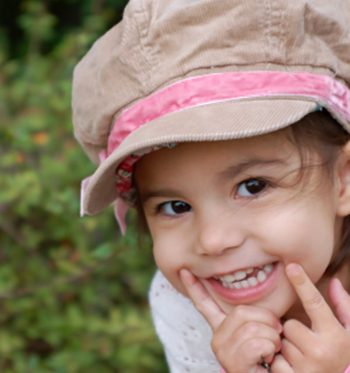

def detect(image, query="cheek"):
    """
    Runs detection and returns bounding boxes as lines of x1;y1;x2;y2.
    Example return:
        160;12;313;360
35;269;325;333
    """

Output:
152;239;189;295
262;203;336;280
150;223;191;272
152;245;174;272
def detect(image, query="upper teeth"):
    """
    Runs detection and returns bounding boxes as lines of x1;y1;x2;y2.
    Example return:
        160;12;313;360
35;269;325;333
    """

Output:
216;264;273;289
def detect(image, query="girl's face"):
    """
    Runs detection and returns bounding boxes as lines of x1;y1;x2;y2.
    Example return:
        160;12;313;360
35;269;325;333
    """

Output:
135;130;346;317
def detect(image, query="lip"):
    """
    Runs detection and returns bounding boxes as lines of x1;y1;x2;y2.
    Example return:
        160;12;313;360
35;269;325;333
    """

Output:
204;262;280;304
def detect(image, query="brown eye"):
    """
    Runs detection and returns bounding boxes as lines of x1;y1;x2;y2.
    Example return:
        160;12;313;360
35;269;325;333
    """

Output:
159;200;191;216
237;178;267;197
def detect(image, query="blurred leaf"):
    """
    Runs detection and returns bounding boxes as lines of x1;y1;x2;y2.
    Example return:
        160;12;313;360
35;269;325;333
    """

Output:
0;0;166;371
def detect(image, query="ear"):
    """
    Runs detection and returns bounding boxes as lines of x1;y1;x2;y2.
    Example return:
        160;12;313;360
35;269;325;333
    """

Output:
336;141;350;217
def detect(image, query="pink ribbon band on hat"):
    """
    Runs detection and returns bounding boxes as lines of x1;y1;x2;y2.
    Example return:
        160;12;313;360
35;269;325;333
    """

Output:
81;70;350;231
106;70;350;159
108;70;350;205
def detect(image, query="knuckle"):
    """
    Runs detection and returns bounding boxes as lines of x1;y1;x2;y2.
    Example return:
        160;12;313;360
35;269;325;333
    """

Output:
245;338;272;354
211;339;228;364
310;344;327;360
305;293;325;309
232;305;249;319
242;322;260;336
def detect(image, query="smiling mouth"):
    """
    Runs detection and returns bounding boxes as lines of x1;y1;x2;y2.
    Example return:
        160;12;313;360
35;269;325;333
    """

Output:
213;263;275;289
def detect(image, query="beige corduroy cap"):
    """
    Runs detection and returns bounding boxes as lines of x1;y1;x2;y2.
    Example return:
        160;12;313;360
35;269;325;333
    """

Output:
72;0;350;217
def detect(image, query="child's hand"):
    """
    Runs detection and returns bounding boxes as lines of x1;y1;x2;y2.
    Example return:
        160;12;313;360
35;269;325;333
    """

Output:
180;269;282;373
272;263;350;373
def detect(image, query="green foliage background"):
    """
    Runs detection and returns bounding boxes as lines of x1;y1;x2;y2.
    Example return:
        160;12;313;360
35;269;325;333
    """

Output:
0;1;166;372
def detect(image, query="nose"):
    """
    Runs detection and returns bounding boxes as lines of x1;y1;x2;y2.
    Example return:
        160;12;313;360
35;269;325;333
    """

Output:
196;211;246;256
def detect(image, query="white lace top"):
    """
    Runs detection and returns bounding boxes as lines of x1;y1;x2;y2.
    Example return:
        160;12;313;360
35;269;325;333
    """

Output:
149;270;221;372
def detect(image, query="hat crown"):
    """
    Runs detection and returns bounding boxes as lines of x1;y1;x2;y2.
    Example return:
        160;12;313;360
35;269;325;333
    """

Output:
72;0;350;163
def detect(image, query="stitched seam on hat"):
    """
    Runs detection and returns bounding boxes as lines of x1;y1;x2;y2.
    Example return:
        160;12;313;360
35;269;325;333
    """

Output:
257;2;268;61
278;1;287;62
270;0;283;53
133;1;159;92
264;0;278;62
263;0;286;63
263;0;273;58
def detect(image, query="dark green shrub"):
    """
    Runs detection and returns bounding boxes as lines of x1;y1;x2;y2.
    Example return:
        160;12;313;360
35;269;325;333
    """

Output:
0;1;166;371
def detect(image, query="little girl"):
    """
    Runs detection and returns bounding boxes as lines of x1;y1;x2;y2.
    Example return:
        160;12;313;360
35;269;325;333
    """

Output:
72;0;350;372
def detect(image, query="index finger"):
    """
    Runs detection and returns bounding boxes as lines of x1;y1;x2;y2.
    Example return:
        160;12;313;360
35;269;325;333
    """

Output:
285;263;338;331
180;268;226;330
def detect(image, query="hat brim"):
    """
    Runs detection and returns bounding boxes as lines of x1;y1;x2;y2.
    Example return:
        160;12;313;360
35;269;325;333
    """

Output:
82;97;318;215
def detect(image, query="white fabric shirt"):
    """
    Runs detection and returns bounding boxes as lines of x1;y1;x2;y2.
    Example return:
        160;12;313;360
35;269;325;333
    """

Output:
149;270;221;372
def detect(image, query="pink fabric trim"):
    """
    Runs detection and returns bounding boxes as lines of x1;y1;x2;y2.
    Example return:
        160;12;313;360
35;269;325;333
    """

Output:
107;71;350;157
114;198;129;235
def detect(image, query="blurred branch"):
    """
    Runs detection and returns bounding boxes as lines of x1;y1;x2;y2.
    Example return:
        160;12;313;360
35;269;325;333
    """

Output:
0;216;26;248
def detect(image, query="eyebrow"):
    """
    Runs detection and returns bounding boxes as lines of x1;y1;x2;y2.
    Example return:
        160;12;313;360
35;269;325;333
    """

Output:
139;157;288;204
139;187;186;204
217;157;288;181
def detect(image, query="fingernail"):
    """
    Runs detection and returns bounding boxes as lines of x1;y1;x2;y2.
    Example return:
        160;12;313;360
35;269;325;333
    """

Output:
179;268;192;285
332;277;346;293
286;263;302;277
333;278;342;288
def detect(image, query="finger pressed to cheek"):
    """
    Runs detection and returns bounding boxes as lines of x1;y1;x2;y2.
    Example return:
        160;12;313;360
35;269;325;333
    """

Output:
179;268;226;329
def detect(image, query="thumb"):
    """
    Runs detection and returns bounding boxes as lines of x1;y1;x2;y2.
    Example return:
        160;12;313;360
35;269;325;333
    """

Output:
328;277;350;330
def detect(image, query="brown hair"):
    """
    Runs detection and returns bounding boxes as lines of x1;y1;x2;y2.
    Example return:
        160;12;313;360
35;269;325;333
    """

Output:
289;110;350;275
